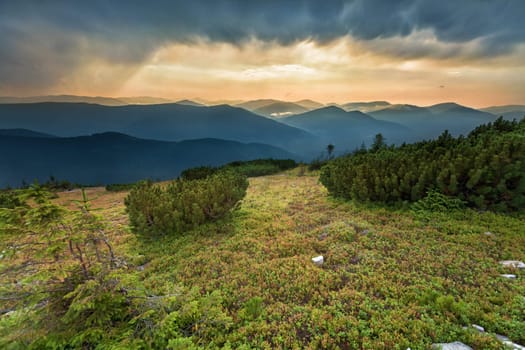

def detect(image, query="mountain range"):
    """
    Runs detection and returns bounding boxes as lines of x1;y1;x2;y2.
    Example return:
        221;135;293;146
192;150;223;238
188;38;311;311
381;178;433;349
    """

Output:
480;105;525;121
369;102;496;139
0;102;315;154
0;95;174;106
280;106;409;152
341;101;391;113
1;96;524;187
0;131;295;187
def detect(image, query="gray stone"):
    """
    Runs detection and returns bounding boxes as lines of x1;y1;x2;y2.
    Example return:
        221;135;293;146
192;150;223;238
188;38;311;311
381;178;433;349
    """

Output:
312;255;324;266
496;334;525;350
501;274;517;279
500;260;525;269
471;324;484;332
431;341;473;350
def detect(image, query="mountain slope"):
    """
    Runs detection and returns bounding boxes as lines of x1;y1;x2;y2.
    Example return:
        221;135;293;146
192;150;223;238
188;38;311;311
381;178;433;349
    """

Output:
175;99;205;107
0;132;297;187
117;96;173;104
0;128;56;138
370;103;496;139
294;99;324;110
481;105;525;121
0;95;175;106
252;102;309;117
481;105;525;115
0;95;126;106
280;106;409;153
342;101;391;113
30;173;523;349
235;99;283;110
0;102;316;155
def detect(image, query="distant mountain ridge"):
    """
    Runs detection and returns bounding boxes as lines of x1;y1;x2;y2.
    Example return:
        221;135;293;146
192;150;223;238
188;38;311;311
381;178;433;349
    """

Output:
294;99;324;110
370;102;496;139
0;128;57;138
480;105;525;121
236;99;325;117
0;132;297;187
252;102;309;117
0;95;175;106
281;106;409;153
0;95;126;106
1;99;521;173
342;101;391;113
175;99;205;107
481;105;525;115
0;102;316;156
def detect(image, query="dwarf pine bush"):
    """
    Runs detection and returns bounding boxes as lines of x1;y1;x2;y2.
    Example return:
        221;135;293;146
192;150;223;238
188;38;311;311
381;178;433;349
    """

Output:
180;159;297;181
125;170;248;236
320;117;525;211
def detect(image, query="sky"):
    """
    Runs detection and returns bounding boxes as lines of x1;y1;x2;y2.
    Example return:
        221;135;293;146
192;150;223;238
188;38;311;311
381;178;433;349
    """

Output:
1;0;524;107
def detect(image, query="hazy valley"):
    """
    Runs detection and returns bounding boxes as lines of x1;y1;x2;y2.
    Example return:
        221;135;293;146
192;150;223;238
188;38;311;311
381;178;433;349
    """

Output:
1;97;522;187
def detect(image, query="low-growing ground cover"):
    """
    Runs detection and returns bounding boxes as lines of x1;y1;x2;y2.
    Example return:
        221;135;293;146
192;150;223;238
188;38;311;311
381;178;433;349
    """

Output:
1;171;524;349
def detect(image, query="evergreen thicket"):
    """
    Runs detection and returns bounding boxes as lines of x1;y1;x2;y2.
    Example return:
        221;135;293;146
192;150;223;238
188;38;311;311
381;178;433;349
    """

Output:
105;182;138;192
320;117;525;211
180;159;297;181
125;170;248;236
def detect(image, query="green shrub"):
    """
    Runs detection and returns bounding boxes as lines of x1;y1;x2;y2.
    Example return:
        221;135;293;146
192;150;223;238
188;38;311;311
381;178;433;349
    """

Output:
41;176;83;191
105;182;138;192
180;166;219;180
226;158;297;177
308;156;327;171
239;296;265;321
0;187;126;348
125;170;248;236
412;189;466;213
320;118;525;211
180;159;297;180
0;190;24;209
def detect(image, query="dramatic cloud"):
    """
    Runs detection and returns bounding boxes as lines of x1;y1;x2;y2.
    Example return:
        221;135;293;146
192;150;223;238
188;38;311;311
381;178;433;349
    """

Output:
0;0;524;105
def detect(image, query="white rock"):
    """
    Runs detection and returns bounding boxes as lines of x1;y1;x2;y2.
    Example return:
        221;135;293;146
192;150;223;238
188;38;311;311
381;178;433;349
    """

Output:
500;260;525;269
496;335;525;350
312;255;324;266
484;231;493;236
431;341;473;350
471;324;484;332
501;274;517;279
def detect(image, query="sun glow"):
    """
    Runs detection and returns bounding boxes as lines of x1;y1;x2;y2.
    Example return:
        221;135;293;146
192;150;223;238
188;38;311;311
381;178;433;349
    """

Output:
108;35;525;107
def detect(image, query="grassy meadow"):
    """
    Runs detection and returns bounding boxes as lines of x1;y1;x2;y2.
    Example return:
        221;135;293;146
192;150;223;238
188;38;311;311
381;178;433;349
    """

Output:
1;170;524;349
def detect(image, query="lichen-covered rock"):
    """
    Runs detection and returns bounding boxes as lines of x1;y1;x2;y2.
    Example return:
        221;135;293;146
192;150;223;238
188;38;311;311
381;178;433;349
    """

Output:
431;341;473;350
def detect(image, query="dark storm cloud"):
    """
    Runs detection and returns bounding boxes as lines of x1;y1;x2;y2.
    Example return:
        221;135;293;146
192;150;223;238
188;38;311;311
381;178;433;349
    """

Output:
1;0;524;90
